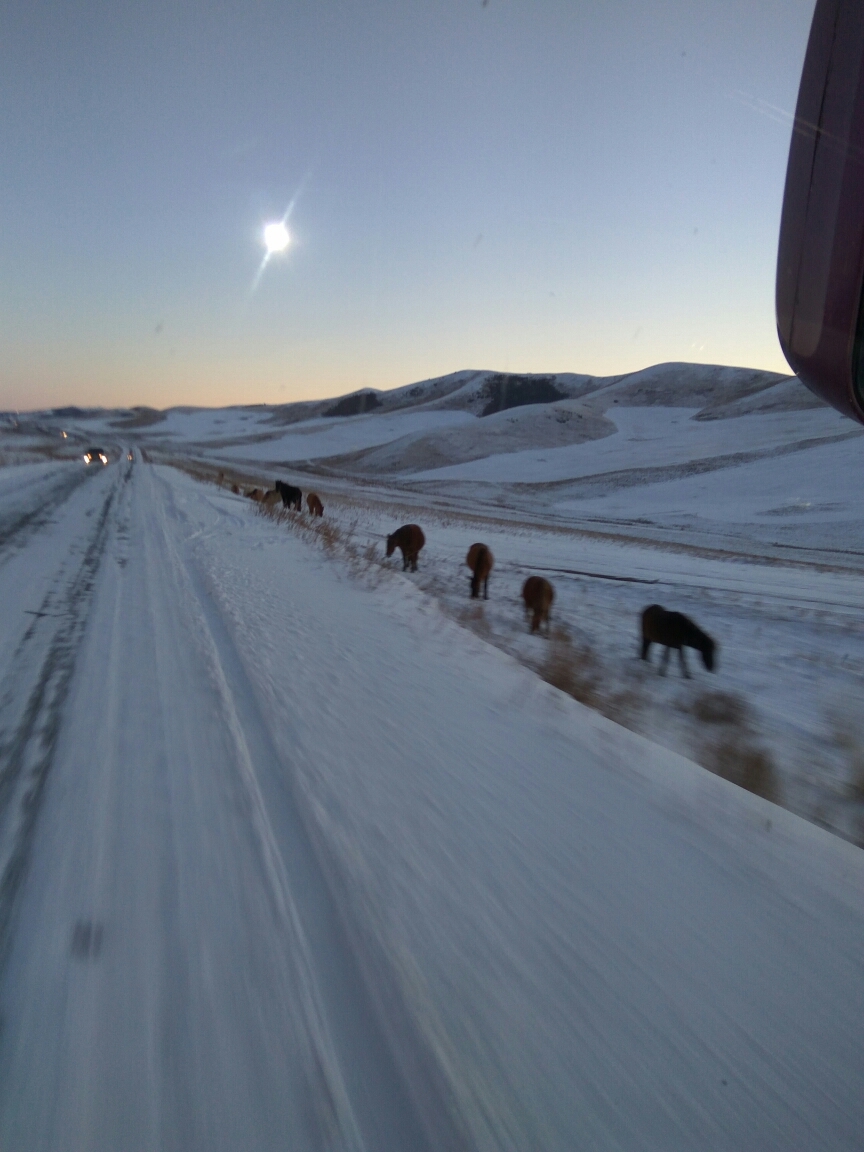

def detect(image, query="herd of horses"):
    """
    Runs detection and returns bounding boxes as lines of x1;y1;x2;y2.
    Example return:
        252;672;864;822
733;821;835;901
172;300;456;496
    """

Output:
385;522;718;679
233;479;717;680
237;479;324;517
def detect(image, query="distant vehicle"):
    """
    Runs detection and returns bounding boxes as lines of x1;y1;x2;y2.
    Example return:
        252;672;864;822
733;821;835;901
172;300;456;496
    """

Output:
83;448;108;465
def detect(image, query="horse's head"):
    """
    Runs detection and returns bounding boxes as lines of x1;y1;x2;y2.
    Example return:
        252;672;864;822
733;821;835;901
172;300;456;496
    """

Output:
701;637;717;672
385;533;396;557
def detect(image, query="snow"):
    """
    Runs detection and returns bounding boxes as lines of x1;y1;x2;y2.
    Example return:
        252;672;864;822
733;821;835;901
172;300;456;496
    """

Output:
407;405;854;483
212;407;477;463
552;427;864;525
1;361;864;1148
0;460;861;1150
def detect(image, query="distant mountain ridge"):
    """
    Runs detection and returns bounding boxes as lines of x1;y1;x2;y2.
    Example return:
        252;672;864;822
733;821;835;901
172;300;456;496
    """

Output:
257;361;816;429
25;362;817;427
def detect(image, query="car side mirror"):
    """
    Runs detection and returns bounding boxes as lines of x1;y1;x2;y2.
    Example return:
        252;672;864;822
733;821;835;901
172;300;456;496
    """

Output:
776;0;864;421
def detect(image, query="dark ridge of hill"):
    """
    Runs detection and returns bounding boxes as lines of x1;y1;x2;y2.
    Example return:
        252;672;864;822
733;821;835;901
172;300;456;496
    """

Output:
479;374;567;416
50;406;104;419
109;407;166;429
324;390;382;417
262;370;485;427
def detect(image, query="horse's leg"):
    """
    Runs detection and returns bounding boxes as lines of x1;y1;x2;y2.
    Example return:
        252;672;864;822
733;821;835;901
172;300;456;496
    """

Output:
679;648;690;678
660;646;670;675
483;576;488;600
641;637;651;661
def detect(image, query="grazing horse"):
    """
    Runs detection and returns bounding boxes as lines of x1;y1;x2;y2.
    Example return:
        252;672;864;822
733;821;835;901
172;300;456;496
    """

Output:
640;604;716;678
275;480;302;510
522;576;554;634
306;492;324;517
466;543;494;599
247;488;264;501
231;483;240;494
386;524;425;571
262;488;281;507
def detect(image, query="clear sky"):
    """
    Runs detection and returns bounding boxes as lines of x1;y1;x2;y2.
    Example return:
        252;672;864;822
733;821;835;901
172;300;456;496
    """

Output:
1;0;816;411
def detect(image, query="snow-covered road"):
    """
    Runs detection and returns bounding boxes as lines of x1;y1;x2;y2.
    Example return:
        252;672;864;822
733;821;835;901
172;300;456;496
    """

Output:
1;460;863;1151
0;462;434;1151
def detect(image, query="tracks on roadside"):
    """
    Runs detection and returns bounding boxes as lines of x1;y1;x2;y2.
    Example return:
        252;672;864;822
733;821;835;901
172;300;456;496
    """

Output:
0;465;128;972
0;465;97;565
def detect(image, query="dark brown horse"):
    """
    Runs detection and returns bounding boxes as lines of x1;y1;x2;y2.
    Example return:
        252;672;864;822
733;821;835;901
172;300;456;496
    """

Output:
275;481;302;510
306;492;324;516
522;576;554;634
386;524;425;571
640;604;716;678
466;543;494;599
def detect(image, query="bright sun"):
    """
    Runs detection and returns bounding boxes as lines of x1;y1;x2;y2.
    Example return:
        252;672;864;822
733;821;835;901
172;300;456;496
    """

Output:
263;221;290;254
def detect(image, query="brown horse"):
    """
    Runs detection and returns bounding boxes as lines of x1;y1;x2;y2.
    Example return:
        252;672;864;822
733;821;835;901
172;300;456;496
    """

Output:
231;483;240;494
640;604;716;678
247;487;264;501
306;492;324;516
522;576;554;634
466;543;494;599
262;489;281;507
386;524;425;571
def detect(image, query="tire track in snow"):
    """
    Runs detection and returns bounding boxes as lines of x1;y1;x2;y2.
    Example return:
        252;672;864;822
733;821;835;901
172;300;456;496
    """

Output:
0;465;127;974
154;469;471;1152
0;465;96;565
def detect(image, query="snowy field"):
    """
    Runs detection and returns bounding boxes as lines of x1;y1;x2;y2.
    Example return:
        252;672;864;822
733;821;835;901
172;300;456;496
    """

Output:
1;362;863;1149
0;458;861;1151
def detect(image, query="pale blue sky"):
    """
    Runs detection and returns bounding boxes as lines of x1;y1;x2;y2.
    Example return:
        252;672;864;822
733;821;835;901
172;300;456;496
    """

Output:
1;0;815;409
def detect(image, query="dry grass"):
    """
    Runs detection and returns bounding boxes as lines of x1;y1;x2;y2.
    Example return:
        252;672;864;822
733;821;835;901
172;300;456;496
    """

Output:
535;628;645;725
255;498;391;587
690;691;747;727
689;690;779;802
698;737;779;803
825;708;864;800
539;629;601;708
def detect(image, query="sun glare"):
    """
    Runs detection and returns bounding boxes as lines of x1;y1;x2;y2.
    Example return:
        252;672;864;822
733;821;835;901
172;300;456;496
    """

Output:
263;221;290;254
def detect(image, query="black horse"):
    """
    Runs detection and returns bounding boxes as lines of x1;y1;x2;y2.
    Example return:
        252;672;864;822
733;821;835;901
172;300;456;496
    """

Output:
275;481;302;510
640;604;716;678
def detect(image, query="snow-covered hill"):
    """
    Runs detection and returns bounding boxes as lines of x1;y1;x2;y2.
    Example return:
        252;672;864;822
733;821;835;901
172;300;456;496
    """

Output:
11;360;859;557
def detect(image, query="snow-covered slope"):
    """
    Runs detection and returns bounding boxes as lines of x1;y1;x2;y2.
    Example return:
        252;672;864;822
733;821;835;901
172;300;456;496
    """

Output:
1;461;861;1151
